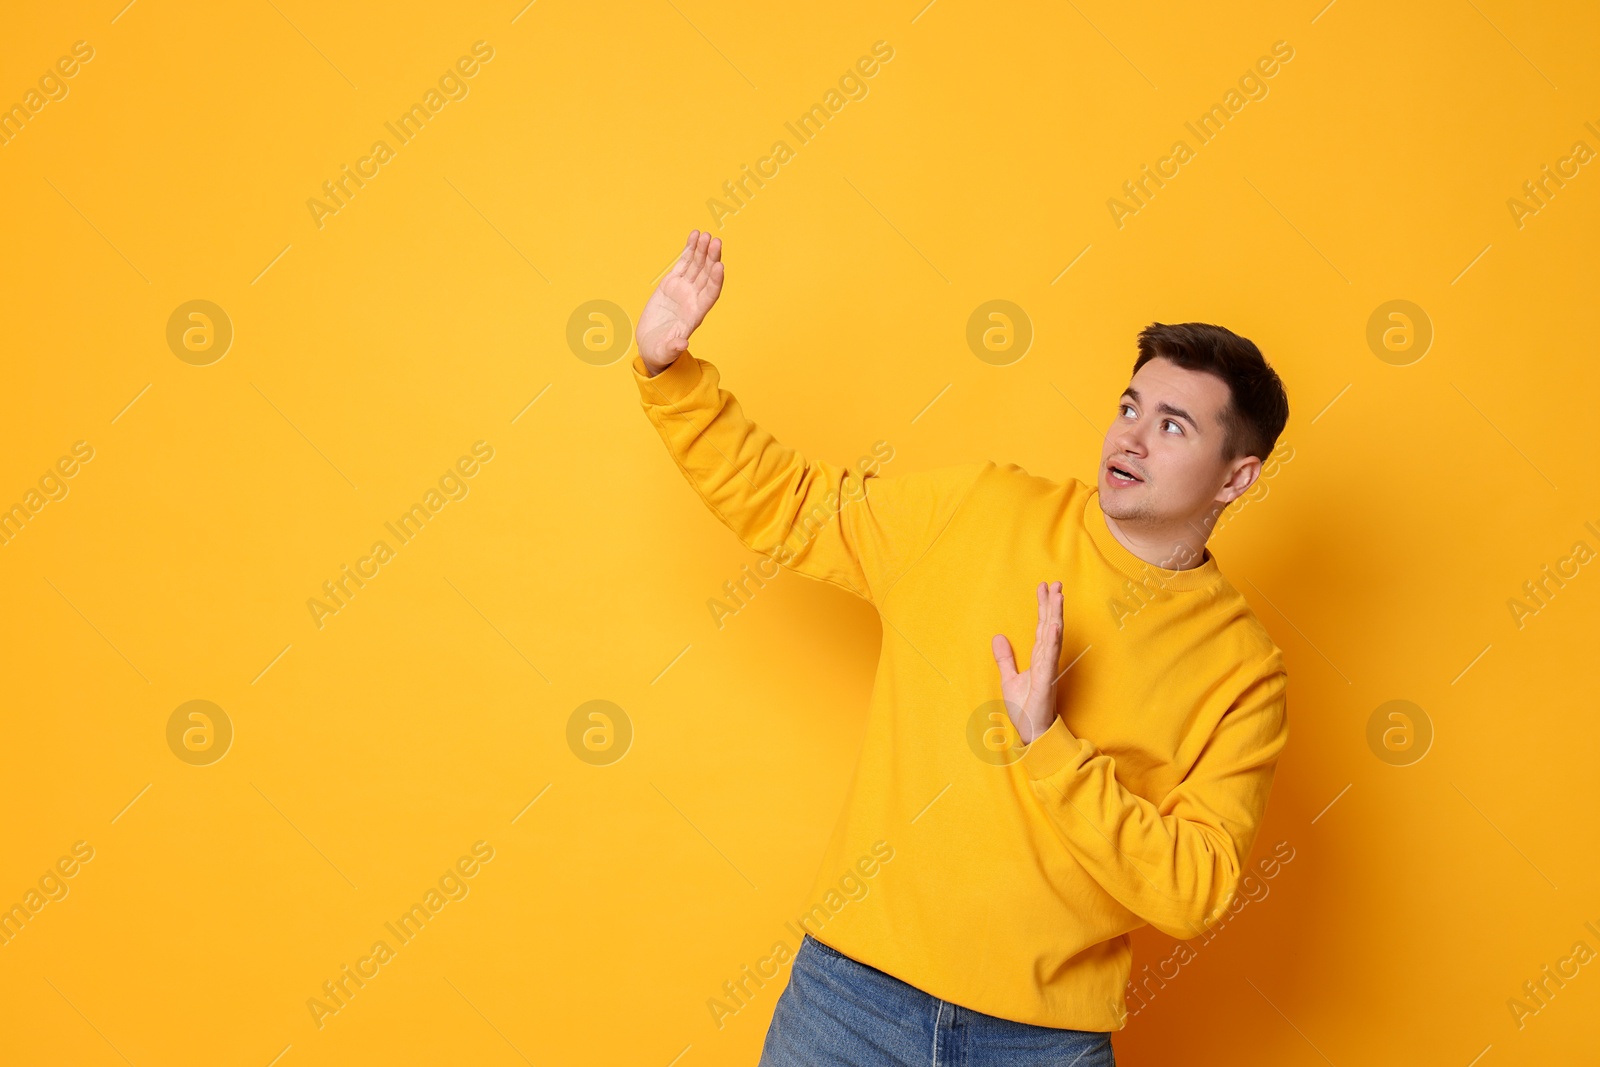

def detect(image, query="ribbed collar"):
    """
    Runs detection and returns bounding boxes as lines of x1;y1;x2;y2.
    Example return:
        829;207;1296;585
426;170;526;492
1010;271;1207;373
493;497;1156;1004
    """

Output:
1084;487;1223;592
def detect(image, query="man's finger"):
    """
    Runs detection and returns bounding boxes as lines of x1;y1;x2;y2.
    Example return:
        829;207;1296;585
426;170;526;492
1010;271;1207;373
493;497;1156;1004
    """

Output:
1031;621;1062;684
665;234;693;281
691;230;712;284
991;634;1019;681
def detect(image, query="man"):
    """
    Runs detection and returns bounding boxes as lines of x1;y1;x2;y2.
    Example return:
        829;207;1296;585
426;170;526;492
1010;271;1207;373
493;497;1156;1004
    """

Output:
633;231;1291;1066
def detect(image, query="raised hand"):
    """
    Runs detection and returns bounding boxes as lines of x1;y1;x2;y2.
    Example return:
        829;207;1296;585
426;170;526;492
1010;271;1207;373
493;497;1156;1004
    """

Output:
637;230;725;375
990;581;1065;744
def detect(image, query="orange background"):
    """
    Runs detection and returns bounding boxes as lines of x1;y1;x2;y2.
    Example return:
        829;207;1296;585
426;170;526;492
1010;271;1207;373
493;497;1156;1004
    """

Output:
1;1;1597;1064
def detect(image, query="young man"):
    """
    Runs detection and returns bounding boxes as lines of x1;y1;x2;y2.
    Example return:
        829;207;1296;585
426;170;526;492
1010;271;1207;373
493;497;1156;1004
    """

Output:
633;231;1291;1066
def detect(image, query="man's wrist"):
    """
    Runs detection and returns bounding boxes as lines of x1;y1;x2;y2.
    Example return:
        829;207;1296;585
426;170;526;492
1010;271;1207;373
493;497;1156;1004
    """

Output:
641;351;681;377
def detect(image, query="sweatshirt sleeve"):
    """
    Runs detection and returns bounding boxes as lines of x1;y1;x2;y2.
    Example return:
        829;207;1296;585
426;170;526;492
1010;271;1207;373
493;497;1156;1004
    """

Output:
1017;657;1289;940
633;351;985;607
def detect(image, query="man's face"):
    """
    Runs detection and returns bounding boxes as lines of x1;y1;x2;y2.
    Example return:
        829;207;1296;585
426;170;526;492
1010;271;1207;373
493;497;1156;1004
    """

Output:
1099;356;1255;534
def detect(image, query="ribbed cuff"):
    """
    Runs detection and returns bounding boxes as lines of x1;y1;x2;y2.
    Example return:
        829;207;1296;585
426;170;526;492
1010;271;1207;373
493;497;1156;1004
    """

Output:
1021;717;1093;780
633;351;703;405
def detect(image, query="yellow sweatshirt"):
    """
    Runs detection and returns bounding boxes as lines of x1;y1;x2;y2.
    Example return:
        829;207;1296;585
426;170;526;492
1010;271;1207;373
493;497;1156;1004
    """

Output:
634;351;1289;1032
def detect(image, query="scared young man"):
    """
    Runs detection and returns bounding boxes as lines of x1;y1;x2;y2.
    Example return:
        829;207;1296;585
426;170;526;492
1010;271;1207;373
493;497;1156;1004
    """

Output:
633;231;1291;1066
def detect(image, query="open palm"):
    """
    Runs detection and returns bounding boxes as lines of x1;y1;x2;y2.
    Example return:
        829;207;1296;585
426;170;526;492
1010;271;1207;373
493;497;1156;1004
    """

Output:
637;230;725;373
990;581;1065;744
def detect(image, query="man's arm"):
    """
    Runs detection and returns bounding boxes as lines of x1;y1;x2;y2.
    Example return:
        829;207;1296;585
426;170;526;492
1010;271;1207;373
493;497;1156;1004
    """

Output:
995;582;1290;940
634;231;986;605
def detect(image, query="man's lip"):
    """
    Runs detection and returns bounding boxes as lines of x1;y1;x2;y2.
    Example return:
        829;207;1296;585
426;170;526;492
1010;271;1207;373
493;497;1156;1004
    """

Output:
1106;461;1144;483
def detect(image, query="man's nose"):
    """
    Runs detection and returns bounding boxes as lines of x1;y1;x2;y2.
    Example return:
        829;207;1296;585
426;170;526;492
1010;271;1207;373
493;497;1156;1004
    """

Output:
1110;423;1148;455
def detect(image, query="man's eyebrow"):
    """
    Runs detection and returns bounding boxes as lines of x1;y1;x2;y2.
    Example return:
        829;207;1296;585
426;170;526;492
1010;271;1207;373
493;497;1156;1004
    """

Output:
1120;386;1201;432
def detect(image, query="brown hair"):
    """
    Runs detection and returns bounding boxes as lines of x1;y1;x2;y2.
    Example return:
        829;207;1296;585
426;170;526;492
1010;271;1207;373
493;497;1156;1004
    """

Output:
1133;322;1289;464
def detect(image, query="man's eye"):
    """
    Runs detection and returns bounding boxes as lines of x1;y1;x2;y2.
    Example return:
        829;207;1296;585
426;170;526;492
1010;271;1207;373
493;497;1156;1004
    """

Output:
1164;419;1182;434
1119;403;1135;418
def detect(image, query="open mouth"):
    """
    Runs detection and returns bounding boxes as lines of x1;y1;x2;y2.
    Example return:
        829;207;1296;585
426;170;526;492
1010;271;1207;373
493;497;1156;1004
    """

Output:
1106;462;1143;486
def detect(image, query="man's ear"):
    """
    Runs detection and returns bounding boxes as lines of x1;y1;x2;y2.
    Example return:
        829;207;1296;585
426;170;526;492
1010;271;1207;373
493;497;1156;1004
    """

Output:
1217;456;1262;504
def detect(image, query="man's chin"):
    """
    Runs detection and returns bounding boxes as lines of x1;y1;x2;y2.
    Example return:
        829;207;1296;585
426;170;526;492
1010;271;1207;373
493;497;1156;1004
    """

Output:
1099;484;1155;522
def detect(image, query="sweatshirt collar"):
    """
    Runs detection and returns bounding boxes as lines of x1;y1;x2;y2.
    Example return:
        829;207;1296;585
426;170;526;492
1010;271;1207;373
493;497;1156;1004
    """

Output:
1084;488;1223;592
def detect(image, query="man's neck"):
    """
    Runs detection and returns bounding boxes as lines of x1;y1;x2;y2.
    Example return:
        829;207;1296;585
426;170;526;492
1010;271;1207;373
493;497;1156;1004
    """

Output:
1101;508;1214;572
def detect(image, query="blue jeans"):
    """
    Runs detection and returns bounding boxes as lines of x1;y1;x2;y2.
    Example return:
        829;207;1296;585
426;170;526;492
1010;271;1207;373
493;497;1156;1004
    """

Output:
758;934;1117;1066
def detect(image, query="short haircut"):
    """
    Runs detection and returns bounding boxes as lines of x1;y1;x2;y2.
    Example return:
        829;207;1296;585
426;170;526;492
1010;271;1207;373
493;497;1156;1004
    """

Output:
1133;322;1289;464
